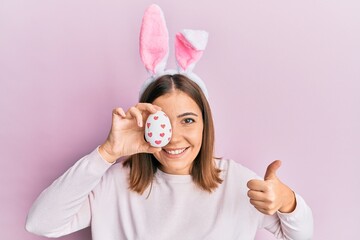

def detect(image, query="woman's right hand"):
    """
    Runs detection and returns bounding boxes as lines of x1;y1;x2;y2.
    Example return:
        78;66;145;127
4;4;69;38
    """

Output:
99;103;162;163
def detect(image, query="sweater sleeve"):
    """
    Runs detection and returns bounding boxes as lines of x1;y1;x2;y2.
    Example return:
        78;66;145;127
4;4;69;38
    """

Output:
262;193;314;239
25;147;113;237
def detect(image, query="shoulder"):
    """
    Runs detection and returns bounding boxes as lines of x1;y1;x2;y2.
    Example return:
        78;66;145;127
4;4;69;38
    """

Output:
95;160;130;191
214;159;262;212
216;158;260;183
105;160;129;179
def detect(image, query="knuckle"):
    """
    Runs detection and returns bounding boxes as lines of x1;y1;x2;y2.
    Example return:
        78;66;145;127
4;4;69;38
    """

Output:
268;194;276;202
263;206;276;215
264;197;276;207
264;204;272;211
129;106;137;113
264;185;271;192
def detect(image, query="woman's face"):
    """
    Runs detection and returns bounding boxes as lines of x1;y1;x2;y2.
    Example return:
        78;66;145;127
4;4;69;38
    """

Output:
152;90;203;175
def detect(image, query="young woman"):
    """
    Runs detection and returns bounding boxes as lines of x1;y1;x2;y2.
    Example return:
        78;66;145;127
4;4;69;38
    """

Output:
26;74;313;239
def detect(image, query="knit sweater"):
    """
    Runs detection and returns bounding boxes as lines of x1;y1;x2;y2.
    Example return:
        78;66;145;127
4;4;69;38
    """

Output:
26;148;313;239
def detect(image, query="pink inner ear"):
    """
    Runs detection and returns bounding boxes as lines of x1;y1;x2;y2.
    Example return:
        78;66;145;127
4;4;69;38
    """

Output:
140;5;169;74
175;33;203;71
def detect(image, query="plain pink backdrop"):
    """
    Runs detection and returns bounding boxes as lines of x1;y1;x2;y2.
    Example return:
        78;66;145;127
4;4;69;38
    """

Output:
1;0;359;239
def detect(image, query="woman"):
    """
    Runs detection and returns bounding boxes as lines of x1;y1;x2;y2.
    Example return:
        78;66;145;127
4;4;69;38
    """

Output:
26;74;313;239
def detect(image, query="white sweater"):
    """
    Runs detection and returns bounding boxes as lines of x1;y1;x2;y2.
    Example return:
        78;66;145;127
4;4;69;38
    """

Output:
26;148;313;239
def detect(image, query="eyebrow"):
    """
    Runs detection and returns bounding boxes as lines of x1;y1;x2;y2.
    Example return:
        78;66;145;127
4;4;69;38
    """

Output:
177;112;199;118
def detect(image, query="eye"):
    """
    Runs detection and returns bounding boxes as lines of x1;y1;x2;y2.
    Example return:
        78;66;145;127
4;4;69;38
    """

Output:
183;118;195;124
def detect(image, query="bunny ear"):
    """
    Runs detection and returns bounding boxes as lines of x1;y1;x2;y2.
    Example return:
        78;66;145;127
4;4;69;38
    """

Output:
175;29;209;72
140;4;169;75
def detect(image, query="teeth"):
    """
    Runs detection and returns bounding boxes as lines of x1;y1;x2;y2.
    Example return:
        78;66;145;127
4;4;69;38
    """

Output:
165;148;186;155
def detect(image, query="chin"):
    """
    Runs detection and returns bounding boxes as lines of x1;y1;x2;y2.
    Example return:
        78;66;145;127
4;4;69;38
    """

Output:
161;161;192;175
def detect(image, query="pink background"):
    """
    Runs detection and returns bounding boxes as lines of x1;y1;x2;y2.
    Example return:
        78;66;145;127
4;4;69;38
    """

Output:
1;0;359;239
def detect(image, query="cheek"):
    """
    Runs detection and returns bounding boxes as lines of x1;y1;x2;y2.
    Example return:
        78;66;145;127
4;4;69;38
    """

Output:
186;126;203;146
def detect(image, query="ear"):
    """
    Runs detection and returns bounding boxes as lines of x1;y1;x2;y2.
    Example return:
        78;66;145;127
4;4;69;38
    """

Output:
175;29;209;72
139;4;169;75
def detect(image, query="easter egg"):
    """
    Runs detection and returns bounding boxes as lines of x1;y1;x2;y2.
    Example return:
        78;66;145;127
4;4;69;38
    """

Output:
145;111;172;147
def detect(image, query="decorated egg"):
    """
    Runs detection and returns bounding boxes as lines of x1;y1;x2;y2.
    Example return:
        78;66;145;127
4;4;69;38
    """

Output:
145;111;172;147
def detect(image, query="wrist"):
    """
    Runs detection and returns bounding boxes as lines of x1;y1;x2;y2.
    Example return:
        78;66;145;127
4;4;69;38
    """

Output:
98;142;120;164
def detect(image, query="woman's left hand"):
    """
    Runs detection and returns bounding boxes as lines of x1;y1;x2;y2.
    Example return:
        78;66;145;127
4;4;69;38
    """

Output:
247;160;297;215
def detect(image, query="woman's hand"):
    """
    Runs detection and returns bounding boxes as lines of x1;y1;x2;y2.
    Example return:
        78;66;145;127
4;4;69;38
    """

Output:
247;160;297;215
99;103;162;163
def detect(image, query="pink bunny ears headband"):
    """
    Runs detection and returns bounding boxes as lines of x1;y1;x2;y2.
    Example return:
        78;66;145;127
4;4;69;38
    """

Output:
139;4;209;99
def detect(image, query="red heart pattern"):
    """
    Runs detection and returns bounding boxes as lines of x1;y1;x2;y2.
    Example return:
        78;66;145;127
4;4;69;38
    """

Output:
145;111;172;147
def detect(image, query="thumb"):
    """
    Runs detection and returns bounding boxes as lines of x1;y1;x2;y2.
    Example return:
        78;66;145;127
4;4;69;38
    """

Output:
264;160;282;180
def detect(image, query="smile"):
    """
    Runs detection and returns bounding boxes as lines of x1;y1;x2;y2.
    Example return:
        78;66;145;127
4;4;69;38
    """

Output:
163;147;188;155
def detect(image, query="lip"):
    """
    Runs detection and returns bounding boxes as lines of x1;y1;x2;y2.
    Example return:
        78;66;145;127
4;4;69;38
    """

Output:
162;147;189;159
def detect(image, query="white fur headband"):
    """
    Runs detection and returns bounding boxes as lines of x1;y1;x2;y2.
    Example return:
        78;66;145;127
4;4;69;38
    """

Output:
139;4;209;99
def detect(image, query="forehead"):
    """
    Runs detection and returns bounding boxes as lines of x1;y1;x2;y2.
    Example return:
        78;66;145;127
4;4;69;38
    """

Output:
152;90;202;116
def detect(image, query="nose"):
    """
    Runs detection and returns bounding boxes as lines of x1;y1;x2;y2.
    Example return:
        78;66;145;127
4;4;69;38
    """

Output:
168;122;181;144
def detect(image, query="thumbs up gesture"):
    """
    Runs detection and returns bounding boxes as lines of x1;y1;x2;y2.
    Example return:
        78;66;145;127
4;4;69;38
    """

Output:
247;160;297;215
